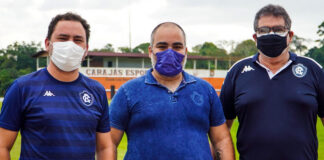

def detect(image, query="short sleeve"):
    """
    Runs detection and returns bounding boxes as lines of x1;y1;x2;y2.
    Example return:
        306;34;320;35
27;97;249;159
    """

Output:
220;71;237;120
96;87;111;133
109;86;130;131
316;67;324;118
0;81;23;131
209;86;226;126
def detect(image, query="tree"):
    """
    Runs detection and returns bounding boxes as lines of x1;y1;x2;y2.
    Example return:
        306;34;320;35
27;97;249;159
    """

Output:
118;47;132;53
290;35;308;55
0;41;42;96
305;46;324;67
304;21;324;67
215;40;237;53
192;44;202;53
316;21;324;46
188;44;202;56
92;43;115;52
232;39;257;57
199;42;227;57
196;42;228;69
133;43;150;54
5;41;41;71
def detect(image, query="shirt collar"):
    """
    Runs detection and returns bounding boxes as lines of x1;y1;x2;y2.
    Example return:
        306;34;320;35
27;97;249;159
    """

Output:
252;52;297;63
144;68;196;85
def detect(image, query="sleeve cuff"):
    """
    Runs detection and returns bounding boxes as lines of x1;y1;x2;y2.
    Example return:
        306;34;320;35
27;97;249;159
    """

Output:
0;122;20;131
210;118;226;127
110;121;126;131
96;127;111;133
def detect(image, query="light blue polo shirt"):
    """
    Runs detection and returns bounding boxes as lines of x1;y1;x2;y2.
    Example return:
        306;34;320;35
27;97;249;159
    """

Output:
110;69;225;160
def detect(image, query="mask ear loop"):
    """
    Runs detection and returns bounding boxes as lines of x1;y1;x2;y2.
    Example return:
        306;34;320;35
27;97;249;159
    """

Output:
48;41;54;57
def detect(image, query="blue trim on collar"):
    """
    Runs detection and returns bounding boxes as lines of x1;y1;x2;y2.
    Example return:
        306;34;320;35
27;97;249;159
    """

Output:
144;68;196;85
182;71;196;84
252;53;259;62
144;68;158;85
252;52;297;62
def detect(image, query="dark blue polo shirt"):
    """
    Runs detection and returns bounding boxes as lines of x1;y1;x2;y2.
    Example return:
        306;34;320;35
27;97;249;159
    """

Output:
0;68;110;160
110;69;225;160
220;52;324;160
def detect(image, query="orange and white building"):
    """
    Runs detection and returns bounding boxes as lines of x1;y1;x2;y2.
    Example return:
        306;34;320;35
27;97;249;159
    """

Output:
35;51;230;99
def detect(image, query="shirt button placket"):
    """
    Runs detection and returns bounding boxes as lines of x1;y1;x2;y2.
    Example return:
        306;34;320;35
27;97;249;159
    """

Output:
168;90;177;102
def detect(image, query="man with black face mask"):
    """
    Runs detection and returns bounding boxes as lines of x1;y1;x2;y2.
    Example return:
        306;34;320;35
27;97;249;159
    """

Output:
220;4;324;160
109;22;235;160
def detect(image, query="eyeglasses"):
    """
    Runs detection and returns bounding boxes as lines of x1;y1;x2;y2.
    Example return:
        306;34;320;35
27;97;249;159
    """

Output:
256;26;289;36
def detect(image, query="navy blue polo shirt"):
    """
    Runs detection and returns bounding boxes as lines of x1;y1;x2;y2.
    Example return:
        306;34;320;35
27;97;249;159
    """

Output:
0;68;110;160
110;69;225;160
220;52;324;160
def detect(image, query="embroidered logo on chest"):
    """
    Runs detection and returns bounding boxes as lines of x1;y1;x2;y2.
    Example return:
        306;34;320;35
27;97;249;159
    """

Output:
292;63;307;78
191;91;204;106
79;90;94;106
43;90;55;96
241;65;255;73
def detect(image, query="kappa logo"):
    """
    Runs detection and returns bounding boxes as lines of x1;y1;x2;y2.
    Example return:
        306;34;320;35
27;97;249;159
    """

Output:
241;65;255;73
292;63;307;78
79;90;94;106
43;90;55;96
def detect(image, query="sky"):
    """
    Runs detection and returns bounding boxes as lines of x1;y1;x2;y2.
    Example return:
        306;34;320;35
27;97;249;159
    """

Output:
0;0;323;52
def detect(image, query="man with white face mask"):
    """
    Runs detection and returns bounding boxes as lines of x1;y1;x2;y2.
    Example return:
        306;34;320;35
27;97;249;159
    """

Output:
109;22;235;160
220;4;324;160
0;12;115;159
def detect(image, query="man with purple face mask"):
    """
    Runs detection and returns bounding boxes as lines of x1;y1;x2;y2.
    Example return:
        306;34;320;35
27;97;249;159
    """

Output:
220;4;324;160
109;22;235;160
0;12;115;160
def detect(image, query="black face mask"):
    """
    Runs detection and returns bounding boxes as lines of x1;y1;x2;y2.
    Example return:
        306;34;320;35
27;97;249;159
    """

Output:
257;34;287;57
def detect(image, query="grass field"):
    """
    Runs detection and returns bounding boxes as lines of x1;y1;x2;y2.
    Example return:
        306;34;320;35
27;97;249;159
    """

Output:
116;118;324;160
0;102;323;160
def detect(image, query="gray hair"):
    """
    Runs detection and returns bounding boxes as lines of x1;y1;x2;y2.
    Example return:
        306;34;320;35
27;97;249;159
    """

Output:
150;22;186;47
253;4;292;32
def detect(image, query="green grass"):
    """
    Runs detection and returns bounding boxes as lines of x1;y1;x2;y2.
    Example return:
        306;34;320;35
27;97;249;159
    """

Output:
1;102;323;160
116;119;324;160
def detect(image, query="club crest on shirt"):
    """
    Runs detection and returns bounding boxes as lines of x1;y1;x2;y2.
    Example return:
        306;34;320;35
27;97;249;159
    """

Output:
191;91;204;106
292;63;307;78
79;90;94;106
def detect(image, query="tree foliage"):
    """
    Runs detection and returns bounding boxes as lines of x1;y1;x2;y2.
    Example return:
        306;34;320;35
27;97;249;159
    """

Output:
200;42;227;57
133;43;150;54
305;46;324;67
118;47;132;53
187;42;229;69
316;21;324;46
304;21;324;67
290;35;308;55
191;44;202;54
0;41;42;96
92;43;115;52
232;39;257;57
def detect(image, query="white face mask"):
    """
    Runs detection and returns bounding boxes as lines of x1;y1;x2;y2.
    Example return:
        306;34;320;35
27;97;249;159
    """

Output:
50;41;85;72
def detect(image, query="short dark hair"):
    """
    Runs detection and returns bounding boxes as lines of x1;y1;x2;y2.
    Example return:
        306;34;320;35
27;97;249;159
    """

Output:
254;4;291;32
150;22;186;47
47;12;90;43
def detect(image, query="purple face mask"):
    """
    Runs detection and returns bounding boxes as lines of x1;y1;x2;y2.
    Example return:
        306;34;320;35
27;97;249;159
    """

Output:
154;49;185;77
